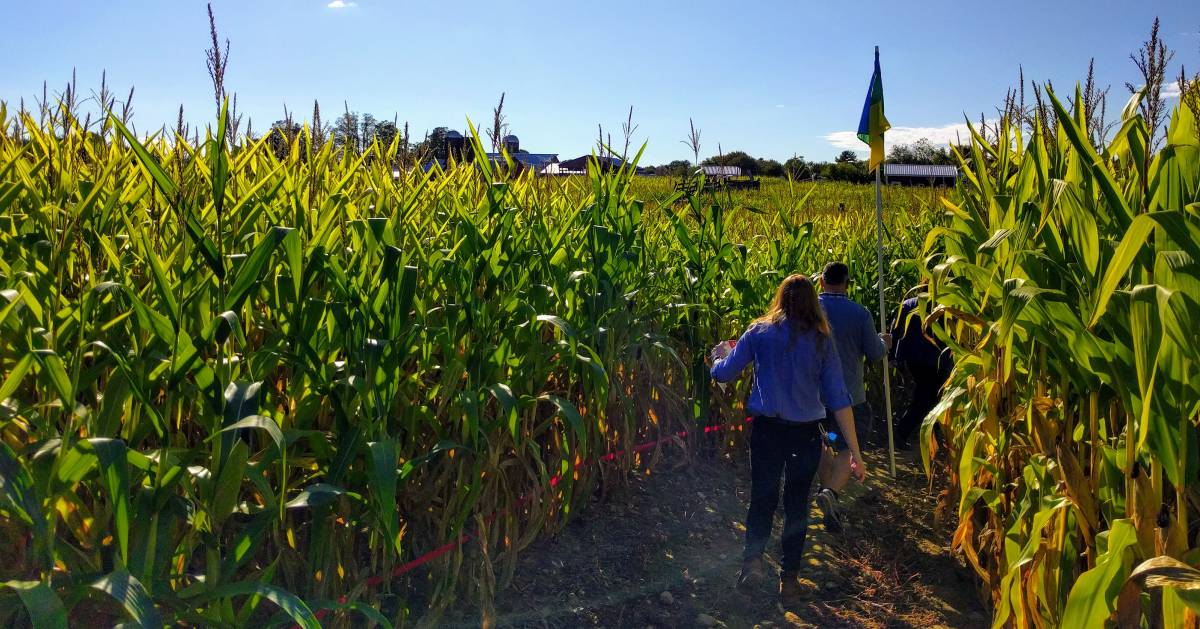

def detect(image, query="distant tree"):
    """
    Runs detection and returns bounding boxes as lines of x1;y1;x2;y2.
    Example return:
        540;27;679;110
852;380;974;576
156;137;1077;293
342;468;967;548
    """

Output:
267;119;302;159
887;137;954;165
911;138;947;163
373;120;398;151
835;150;860;163
333;107;360;152
654;159;692;176
755;158;784;177
703;150;756;174
823;159;869;183
359;113;378;150
421;126;451;161
784;156;814;180
887;143;916;163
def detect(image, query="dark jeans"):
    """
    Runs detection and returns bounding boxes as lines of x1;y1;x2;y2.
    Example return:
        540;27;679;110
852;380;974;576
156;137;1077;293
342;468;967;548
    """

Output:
895;363;949;446
743;418;822;573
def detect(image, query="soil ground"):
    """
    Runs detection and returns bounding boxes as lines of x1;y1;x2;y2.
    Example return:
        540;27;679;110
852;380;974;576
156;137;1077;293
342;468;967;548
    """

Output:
444;444;989;628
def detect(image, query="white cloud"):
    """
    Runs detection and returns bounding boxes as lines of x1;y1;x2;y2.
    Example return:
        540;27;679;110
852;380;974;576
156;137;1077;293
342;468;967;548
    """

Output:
327;0;358;8
775;104;785;109
824;121;973;152
1162;81;1181;99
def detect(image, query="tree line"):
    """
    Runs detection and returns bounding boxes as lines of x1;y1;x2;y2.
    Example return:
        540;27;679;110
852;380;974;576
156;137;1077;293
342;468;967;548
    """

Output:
261;106;455;167
259;106;960;183
643;137;958;182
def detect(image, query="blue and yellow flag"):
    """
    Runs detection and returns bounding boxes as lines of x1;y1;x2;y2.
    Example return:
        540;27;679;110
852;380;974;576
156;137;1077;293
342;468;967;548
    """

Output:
857;47;890;172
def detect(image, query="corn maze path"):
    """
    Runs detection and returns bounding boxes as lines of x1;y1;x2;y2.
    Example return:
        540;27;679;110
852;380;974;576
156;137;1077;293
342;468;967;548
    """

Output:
444;448;989;628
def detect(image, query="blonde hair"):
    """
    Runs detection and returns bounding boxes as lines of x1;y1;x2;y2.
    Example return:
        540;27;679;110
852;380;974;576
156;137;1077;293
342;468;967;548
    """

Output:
752;274;832;342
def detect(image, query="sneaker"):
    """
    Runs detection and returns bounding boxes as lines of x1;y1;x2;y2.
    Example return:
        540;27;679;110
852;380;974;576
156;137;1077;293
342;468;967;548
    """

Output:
779;571;811;609
737;556;765;591
815;488;842;533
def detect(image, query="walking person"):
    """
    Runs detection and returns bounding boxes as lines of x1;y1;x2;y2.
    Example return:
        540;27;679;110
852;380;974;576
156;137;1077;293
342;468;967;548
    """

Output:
710;274;867;608
812;262;890;533
890;290;950;450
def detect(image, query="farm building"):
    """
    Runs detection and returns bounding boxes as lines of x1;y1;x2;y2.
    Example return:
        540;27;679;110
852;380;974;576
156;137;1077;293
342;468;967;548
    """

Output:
484;135;559;171
700;165;742;177
557;155;626;173
538;163;586;176
883;163;959;186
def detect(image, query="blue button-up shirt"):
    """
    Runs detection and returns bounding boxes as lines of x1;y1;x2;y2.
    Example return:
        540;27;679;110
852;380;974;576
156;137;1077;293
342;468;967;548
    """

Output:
710;321;851;423
819;292;886;405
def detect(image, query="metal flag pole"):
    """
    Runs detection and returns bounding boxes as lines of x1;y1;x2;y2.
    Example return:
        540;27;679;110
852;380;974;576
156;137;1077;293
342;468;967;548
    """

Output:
873;151;897;478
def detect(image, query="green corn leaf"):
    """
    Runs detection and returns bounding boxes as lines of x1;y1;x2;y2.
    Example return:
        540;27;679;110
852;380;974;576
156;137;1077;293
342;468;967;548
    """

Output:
367;440;401;554
91;342;166;437
120;288;176;345
1062;519;1139;627
136;231;179;327
204;310;241;346
0;353;34;402
221;511;272;578
1129;285;1167;449
108;114;178;199
393;263;418;333
398;440;462;481
536;313;577;341
486;383;519;440
1047;87;1135;230
218;415;283;453
32;349;73;405
211;440;248;527
1;581;68;629
87;438;131;564
540;394;586;452
182;209;226;280
281;227;303;302
309;599;394;629
90;569;163;628
0;441;46;542
285;483;347;509
222;381;261;427
227;226;294;312
1090;211;1200;327
52;442;98;488
188;581;319;629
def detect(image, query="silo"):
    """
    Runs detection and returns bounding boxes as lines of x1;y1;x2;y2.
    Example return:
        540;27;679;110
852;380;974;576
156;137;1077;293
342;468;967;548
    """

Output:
445;130;466;161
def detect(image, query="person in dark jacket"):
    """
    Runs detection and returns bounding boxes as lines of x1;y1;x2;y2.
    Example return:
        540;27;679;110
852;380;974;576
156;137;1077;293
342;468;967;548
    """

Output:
890;293;950;449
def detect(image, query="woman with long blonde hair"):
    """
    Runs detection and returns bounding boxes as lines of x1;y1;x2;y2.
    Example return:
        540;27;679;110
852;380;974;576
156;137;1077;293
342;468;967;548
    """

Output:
710;274;867;607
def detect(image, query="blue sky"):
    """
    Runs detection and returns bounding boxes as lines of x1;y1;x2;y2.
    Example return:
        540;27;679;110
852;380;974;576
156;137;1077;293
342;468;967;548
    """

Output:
1;1;1197;164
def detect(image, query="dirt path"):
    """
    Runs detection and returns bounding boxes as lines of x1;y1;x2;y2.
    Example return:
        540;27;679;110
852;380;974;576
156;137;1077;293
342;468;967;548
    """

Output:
445;447;988;628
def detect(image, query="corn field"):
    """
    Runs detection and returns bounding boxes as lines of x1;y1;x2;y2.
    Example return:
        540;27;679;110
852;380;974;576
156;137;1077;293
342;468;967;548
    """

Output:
919;85;1200;626
0;94;935;627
